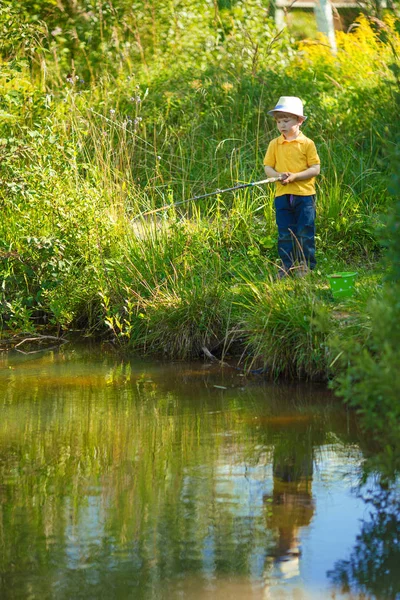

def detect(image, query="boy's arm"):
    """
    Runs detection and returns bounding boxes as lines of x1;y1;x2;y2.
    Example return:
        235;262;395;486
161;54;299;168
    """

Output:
281;164;320;185
264;165;282;179
264;140;286;179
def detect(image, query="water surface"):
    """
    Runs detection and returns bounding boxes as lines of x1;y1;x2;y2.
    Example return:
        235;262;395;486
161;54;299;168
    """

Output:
0;344;398;599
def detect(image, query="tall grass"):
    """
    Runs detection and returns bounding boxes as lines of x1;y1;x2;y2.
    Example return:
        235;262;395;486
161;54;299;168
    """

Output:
0;8;398;376
237;278;330;378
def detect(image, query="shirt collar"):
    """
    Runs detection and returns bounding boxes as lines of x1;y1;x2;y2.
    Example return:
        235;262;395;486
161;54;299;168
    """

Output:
277;131;306;145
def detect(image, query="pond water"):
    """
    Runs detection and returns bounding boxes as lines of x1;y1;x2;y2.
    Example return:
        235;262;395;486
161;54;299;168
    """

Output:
0;343;399;600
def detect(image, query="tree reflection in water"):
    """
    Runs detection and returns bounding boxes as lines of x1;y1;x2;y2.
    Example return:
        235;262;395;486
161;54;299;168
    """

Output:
328;486;400;599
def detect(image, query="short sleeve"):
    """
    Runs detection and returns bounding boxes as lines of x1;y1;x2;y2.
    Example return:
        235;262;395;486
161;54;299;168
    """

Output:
263;139;277;167
306;140;320;166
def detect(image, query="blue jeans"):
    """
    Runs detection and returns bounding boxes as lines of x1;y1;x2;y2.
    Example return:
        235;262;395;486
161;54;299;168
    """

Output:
275;194;316;271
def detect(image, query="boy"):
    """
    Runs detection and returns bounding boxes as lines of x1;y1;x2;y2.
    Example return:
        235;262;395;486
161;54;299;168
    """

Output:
263;96;320;278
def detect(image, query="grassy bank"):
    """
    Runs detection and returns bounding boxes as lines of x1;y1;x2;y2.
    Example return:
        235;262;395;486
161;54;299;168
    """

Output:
0;7;398;368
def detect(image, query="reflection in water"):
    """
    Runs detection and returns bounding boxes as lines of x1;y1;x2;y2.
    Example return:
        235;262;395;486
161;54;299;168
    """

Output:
328;487;400;600
0;345;396;599
264;428;315;582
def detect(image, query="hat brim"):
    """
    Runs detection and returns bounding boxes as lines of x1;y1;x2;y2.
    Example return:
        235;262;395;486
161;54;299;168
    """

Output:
268;108;307;120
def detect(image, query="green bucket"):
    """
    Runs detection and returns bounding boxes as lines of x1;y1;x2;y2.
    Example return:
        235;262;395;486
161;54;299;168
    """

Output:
327;272;358;299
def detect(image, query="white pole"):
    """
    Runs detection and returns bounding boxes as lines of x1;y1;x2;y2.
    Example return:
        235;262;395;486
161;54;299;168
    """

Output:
275;7;286;30
314;0;337;53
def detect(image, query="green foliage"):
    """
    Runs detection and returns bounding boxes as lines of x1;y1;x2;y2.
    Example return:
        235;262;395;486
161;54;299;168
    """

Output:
332;135;400;479
0;2;46;61
385;135;400;280
0;3;399;399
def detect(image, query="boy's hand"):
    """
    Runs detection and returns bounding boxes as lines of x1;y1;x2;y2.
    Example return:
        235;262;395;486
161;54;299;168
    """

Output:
280;172;297;184
280;165;320;184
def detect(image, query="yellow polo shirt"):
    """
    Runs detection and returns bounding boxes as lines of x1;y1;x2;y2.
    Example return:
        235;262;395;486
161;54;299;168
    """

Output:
263;131;320;196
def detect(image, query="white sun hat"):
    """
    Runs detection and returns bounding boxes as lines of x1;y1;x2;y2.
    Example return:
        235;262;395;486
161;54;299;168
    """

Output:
268;96;307;120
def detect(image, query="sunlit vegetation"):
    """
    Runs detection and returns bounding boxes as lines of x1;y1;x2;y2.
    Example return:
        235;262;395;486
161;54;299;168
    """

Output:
0;1;399;470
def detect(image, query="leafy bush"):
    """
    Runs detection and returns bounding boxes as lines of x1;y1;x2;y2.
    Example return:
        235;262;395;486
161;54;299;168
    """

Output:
333;135;400;479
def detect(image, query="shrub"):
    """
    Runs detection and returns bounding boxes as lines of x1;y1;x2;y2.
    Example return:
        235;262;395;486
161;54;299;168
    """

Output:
332;135;400;480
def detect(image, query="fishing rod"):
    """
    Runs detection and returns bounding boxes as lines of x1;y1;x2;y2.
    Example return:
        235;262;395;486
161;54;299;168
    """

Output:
132;176;284;221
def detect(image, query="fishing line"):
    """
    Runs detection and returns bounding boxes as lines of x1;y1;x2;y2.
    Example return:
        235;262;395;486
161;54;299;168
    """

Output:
131;176;283;221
